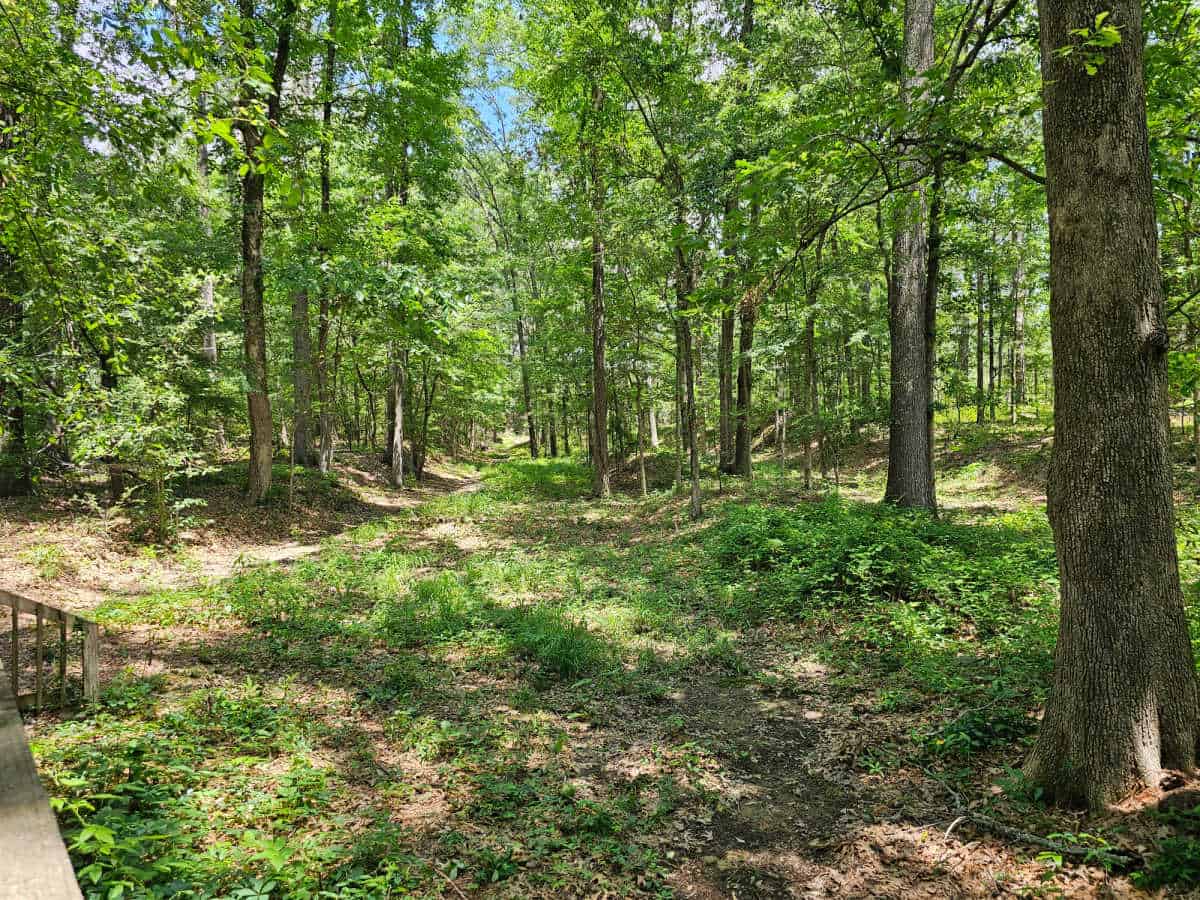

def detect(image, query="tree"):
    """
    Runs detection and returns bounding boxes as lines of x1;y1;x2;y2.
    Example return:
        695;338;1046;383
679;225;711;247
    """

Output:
234;0;298;502
883;0;936;510
1025;0;1200;808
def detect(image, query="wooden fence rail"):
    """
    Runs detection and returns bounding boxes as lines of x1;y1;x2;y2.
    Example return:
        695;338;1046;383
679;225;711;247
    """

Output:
0;589;98;713
0;590;94;898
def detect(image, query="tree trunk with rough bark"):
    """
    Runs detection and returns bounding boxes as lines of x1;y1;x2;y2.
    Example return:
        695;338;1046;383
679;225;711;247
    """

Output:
883;0;936;510
803;313;816;489
734;294;756;477
1012;239;1027;410
316;0;337;473
292;290;316;466
975;268;985;425
1025;0;1199;809
588;83;610;498
718;307;735;473
389;349;406;488
236;0;296;502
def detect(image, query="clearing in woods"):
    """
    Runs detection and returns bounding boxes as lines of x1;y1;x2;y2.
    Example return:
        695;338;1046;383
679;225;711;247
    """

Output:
7;433;1197;897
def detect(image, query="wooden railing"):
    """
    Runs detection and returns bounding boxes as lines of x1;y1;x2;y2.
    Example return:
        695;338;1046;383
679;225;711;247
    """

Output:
0;590;99;713
0;590;93;898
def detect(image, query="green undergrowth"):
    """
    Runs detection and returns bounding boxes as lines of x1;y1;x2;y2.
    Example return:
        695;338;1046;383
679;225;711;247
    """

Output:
47;452;1200;895
43;460;717;898
708;498;1060;757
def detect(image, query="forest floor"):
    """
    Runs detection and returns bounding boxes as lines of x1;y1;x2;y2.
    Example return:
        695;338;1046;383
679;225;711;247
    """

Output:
8;426;1200;898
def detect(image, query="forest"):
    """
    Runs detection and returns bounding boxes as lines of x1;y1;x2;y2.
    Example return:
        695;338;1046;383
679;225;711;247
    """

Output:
4;0;1200;896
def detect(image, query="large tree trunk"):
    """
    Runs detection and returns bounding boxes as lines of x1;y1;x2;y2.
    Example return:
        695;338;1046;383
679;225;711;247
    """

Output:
236;0;296;503
588;83;610;499
883;0;936;510
1025;0;1199;809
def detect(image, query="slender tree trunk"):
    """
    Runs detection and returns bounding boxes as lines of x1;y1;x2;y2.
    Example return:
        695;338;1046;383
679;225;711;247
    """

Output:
734;294;757;477
588;83;610;498
292;290;316;466
648;378;660;448
316;0;337;473
804;313;816;489
1025;0;1199;809
975;268;985;425
718;307;736;472
390;349;406;488
236;0;296;502
561;389;571;456
883;0;936;510
196;98;226;452
776;364;787;473
1012;240;1027;410
674;323;684;495
513;273;538;458
988;275;997;422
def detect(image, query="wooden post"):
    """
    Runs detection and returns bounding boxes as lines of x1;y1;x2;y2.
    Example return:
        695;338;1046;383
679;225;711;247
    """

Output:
35;607;43;713
9;602;16;700
82;622;99;701
58;619;67;709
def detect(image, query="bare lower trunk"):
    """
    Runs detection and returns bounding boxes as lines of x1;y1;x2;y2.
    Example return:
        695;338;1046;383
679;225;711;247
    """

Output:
196;105;225;452
883;0;936;510
241;160;274;503
1025;0;1199;809
589;83;610;498
1012;244;1027;410
718;307;735;472
734;296;756;477
389;350;406;488
803;314;816;489
648;379;660;448
292;290;316;466
975;268;985;425
316;5;336;473
514;282;538;459
236;0;295;502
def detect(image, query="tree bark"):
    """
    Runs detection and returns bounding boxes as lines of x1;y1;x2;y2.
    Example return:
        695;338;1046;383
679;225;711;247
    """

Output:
975;268;985;425
292;290;316;466
588;82;610;498
236;0;297;503
883;0;936;509
1025;0;1199;809
513;276;538;459
196;99;226;452
734;292;757;477
316;0;337;473
389;349;406;487
718;306;736;473
803;313;816;489
648;378;660;448
1012;237;1027;410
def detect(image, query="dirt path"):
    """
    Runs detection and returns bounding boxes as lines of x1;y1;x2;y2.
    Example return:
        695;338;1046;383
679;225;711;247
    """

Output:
0;458;480;616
